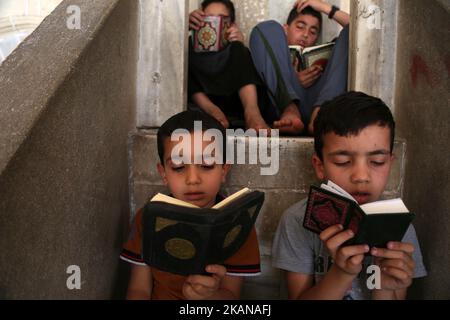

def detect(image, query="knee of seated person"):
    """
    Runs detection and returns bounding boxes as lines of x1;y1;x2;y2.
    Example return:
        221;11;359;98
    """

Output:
255;20;284;33
341;24;350;35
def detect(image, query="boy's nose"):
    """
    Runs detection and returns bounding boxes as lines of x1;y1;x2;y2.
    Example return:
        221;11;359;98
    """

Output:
185;166;201;185
351;163;370;183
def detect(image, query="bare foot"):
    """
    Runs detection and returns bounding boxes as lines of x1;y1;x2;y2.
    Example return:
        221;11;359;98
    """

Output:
244;109;272;136
273;103;304;135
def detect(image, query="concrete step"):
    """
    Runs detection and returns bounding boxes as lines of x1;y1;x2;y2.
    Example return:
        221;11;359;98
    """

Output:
128;129;406;299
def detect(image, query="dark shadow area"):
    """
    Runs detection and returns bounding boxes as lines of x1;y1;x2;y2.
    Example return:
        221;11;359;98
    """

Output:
111;260;130;300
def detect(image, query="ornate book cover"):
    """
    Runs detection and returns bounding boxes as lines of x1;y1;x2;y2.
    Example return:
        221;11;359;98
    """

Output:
142;188;264;275
303;182;415;247
193;15;231;52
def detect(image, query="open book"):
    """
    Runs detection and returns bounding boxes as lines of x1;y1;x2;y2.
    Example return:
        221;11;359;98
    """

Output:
303;181;414;247
142;188;264;275
193;15;231;52
289;42;335;71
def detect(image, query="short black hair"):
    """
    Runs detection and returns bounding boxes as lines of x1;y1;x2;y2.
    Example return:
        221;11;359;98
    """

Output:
286;6;322;32
314;91;396;160
201;0;236;23
157;110;227;165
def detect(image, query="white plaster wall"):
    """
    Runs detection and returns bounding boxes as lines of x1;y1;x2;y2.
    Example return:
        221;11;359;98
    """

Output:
136;0;189;127
349;0;399;112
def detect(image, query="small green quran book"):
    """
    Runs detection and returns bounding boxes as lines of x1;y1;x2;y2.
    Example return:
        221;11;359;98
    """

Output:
303;181;414;248
142;188;264;275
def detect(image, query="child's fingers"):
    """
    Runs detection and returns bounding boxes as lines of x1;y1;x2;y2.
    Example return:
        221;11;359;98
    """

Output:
323;231;360;255
182;282;204;300
379;259;414;278
338;244;370;260
189;11;205;28
227;32;238;41
309;70;321;82
206;264;227;278
371;247;414;263
191;9;205;19
387;241;415;254
298;0;310;12
319;224;344;242
190;18;203;29
206;265;227;284
304;66;317;74
349;253;366;267
380;255;415;273
187;274;218;289
381;266;412;283
227;28;244;42
310;66;323;76
301;67;322;81
227;24;238;32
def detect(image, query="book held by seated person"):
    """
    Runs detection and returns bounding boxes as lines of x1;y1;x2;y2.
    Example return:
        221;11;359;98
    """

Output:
193;15;231;52
142;188;264;275
303;181;414;248
289;42;335;71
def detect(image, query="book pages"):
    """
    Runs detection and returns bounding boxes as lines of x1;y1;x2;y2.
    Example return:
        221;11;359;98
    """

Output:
212;187;250;209
150;193;199;208
360;198;409;214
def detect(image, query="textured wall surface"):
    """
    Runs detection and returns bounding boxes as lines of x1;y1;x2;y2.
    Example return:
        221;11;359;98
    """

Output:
349;0;399;111
395;0;450;299
0;0;138;299
137;0;188;127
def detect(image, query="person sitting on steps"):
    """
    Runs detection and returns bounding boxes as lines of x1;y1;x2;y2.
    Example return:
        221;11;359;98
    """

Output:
249;0;350;135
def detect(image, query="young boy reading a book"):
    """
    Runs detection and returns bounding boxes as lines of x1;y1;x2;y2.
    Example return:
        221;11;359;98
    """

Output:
120;110;261;300
188;0;271;132
249;0;349;135
272;91;427;299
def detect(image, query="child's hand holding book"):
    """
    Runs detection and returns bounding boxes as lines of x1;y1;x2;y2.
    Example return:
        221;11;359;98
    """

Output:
225;23;244;43
296;64;323;88
182;264;230;300
320;224;370;276
370;242;415;294
189;9;206;31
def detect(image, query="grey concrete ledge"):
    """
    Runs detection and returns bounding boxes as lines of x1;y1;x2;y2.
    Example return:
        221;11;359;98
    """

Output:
0;0;122;175
129;130;406;215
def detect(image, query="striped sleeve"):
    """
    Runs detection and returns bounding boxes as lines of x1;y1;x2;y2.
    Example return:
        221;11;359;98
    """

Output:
223;227;261;276
119;209;147;266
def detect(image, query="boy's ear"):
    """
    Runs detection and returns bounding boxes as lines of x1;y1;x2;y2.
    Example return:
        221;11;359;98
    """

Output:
312;153;326;180
283;24;289;36
157;163;168;185
221;164;231;183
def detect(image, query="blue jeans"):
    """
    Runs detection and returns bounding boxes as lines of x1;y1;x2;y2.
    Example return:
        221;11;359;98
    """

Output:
249;20;349;125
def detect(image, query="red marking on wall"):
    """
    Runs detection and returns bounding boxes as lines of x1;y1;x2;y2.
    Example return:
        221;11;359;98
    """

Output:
410;54;439;89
